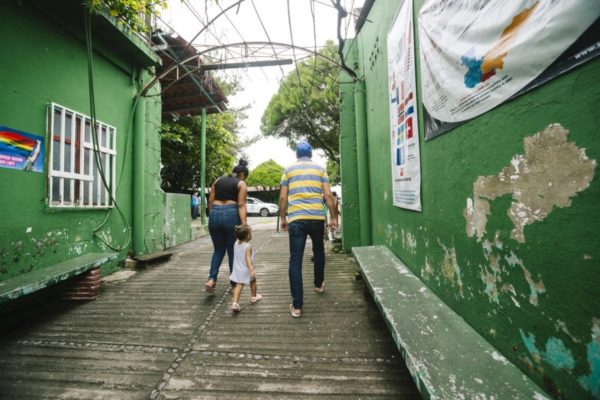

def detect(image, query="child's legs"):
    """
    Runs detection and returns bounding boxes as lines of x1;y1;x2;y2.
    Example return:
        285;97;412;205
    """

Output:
232;283;244;303
250;279;257;297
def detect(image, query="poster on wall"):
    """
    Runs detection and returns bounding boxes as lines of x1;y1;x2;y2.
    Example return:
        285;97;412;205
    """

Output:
418;0;600;140
387;0;422;211
0;126;45;172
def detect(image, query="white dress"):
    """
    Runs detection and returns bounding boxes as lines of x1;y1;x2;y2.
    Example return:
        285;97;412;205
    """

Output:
230;241;253;284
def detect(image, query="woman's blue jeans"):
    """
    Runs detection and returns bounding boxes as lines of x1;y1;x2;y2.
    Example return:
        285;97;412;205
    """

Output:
288;219;325;309
208;204;240;282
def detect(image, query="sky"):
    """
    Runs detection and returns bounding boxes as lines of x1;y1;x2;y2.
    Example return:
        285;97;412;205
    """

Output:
160;0;362;169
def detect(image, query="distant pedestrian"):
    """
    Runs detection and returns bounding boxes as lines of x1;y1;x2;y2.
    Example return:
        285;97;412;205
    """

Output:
331;191;340;228
279;140;338;318
191;191;199;219
229;224;262;312
205;159;249;293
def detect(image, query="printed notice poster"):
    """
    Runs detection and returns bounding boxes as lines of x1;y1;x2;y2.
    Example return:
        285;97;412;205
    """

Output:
418;0;600;140
387;0;421;211
0;126;45;172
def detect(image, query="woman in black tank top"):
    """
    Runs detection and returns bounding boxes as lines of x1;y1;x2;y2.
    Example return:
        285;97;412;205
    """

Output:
204;159;249;293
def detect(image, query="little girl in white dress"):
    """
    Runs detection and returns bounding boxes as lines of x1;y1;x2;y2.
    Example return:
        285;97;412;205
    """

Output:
230;224;262;312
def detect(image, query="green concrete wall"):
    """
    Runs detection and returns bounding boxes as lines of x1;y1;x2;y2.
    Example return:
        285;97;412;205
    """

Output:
141;70;167;254
340;1;600;398
0;2;167;280
164;193;192;248
339;41;361;251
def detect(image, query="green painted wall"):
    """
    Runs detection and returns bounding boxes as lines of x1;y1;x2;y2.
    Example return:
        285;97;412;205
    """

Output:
339;41;361;251
141;70;167;254
340;1;600;398
164;193;192;248
0;2;168;281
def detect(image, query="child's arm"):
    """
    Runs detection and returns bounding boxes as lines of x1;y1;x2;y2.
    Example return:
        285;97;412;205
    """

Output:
245;245;256;279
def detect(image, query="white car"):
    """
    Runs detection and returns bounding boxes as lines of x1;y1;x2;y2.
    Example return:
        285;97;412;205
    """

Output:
246;197;279;217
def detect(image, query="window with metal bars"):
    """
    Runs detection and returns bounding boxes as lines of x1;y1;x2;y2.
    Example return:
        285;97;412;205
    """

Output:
48;103;116;208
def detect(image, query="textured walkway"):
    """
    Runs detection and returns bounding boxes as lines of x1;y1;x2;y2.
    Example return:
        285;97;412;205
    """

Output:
0;222;420;399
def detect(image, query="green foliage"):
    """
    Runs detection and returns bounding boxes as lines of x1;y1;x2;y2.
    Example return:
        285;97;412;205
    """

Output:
326;158;340;185
160;114;238;193
246;160;284;189
261;41;340;163
88;0;166;32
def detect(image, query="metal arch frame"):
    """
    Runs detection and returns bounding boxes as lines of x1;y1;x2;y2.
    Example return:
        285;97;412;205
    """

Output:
141;41;345;96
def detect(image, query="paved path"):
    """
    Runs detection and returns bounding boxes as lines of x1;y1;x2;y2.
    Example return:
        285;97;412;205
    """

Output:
0;224;420;399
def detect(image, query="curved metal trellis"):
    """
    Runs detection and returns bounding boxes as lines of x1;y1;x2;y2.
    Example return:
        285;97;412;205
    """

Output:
141;41;346;96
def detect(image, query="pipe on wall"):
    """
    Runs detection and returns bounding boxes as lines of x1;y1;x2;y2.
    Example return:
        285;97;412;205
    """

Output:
133;94;146;255
354;79;372;245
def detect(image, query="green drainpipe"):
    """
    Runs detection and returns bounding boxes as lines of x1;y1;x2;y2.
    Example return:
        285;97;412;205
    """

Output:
354;79;372;245
200;107;207;225
133;95;146;255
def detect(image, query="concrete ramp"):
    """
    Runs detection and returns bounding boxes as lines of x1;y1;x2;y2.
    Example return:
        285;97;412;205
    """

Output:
0;229;420;399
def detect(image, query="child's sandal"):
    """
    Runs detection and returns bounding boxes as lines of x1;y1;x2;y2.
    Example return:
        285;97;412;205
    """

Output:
250;294;263;304
230;302;241;313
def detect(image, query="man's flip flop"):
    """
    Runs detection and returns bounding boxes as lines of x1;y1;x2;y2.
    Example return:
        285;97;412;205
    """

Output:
314;282;325;294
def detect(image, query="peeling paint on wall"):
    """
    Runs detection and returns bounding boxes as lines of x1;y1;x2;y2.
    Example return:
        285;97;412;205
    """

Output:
477;233;545;307
555;320;581;344
578;318;600;398
418;239;467;298
402;229;417;255
505;251;545;306
384;224;400;248
480;270;499;304
464;124;596;243
520;329;575;371
0;228;98;278
438;240;464;297
421;256;433;280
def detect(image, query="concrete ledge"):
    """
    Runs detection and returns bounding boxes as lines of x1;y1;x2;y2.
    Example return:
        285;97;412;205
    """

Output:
0;252;118;304
352;245;549;400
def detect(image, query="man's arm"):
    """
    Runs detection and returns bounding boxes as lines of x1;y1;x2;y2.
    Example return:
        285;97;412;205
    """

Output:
279;185;289;231
322;182;338;231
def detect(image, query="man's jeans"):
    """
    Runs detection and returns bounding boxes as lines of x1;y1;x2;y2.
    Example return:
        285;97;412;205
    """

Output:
208;204;240;281
288;219;325;309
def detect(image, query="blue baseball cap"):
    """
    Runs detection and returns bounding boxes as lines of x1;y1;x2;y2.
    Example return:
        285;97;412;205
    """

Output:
296;140;312;158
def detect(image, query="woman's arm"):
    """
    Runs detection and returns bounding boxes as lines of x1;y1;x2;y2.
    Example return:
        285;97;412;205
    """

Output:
207;179;218;214
237;181;248;224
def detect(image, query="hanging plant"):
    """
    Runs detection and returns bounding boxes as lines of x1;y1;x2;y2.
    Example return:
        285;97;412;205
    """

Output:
87;0;167;32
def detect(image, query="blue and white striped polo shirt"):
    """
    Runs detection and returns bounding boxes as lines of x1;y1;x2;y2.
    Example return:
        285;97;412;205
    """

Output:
280;157;329;223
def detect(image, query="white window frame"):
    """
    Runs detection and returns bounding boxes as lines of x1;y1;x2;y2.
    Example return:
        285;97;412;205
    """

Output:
48;103;116;208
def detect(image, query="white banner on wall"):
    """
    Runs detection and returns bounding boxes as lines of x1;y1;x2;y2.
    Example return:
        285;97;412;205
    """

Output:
387;0;422;211
418;0;600;139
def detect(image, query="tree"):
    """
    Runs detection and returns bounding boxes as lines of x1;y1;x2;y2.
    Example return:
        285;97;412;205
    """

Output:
161;74;248;192
160;113;238;193
261;41;340;163
326;159;340;185
246;160;284;190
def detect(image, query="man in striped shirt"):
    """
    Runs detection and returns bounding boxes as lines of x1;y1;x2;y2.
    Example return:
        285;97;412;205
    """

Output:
279;140;338;318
